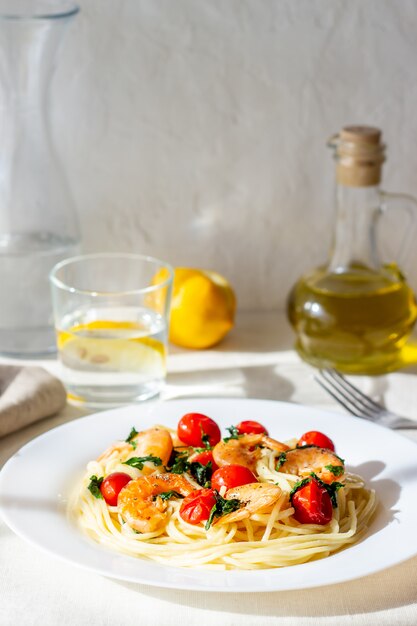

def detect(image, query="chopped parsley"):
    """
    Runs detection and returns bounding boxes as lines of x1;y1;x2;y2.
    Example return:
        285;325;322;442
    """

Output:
189;461;213;487
123;455;162;470
289;477;312;503
275;452;287;471
320;477;344;508
324;464;344;477
201;432;211;449
169;454;213;487
125;426;139;449
154;490;185;502
205;491;241;530
88;475;103;499
223;425;240;442
192;445;212;454
169;451;190;474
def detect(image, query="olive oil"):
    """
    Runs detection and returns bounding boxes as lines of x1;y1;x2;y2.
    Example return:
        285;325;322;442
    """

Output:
287;264;417;374
287;126;417;374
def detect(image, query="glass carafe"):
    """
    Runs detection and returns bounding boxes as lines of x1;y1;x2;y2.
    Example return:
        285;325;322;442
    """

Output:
287;126;417;374
0;1;80;356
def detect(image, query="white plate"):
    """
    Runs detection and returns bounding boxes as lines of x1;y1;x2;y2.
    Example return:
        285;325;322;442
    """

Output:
1;398;417;592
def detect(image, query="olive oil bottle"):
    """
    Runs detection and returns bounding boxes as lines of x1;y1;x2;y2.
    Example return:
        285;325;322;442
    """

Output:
287;126;417;374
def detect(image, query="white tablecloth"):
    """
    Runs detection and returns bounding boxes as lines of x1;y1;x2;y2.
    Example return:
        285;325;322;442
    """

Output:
1;312;417;626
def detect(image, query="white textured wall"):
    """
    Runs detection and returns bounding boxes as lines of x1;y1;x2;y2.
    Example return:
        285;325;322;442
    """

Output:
52;0;417;309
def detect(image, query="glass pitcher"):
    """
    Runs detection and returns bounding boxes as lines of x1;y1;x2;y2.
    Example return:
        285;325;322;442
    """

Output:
287;125;417;374
0;1;80;356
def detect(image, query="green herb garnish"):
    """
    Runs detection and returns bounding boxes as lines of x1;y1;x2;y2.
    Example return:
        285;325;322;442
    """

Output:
189;461;213;487
123;455;162;470
167;449;213;487
154;490;185;502
169;456;213;487
289;477;311;503
125;426;139;449
223;425;240;442
205;491;241;530
192;445;212;453
324;464;344;477
316;475;344;507
169;451;190;474
201;432;212;449
275;452;287;471
88;475;103;499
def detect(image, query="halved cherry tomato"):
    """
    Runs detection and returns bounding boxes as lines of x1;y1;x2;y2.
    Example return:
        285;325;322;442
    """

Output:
189;449;219;472
297;430;335;452
236;420;269;436
177;413;221;448
179;488;217;525
291;479;333;525
211;464;257;492
100;472;132;506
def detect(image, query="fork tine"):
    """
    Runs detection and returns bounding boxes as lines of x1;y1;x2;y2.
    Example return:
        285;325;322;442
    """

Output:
314;376;373;418
319;369;379;416
315;369;380;418
315;368;417;430
324;369;385;412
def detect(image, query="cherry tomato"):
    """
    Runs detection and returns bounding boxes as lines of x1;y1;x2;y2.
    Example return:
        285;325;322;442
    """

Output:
100;472;132;506
297;430;335;452
177;413;221;448
189;449;219;472
211;464;257;492
236;420;269;436
179;488;217;525
291;479;333;525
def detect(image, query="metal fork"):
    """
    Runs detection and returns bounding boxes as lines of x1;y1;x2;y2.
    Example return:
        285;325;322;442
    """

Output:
314;368;417;429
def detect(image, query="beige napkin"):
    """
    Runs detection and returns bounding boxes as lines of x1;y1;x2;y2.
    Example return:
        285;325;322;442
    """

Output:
0;365;67;437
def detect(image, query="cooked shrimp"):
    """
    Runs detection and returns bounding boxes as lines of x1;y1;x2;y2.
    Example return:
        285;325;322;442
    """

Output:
155;424;185;449
96;427;173;472
97;442;132;463
213;434;289;472
278;447;344;483
118;473;194;533
215;483;282;525
130;427;173;474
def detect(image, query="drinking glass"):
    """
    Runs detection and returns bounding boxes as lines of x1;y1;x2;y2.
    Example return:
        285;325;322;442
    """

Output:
50;253;173;407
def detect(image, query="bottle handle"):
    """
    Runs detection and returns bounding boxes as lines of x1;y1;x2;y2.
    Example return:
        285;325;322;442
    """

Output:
377;190;417;269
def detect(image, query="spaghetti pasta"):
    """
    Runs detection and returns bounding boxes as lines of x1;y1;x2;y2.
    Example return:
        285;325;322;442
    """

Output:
70;421;377;570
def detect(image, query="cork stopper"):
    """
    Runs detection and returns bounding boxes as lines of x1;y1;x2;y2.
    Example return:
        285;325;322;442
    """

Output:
329;125;385;187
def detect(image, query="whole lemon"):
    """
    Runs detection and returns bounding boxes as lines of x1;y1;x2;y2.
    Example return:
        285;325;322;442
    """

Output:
153;267;236;349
